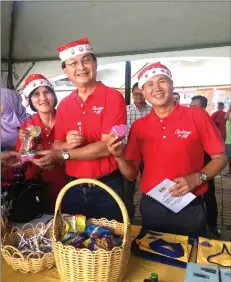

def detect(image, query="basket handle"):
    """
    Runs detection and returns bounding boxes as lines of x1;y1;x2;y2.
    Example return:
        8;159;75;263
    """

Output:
53;178;130;246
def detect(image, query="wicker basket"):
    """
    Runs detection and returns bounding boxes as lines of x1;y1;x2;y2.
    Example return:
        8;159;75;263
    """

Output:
2;222;55;273
52;178;131;282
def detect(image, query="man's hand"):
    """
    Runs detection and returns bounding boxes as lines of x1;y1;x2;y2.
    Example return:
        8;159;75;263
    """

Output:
107;134;123;158
19;129;31;141
32;150;62;169
168;173;201;197
66;130;84;149
1;151;21;168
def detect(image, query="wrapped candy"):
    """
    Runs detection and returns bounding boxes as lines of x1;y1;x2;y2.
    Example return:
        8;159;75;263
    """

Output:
85;224;111;238
111;124;127;140
19;150;38;163
61;215;123;252
19;125;41;163
63;214;86;234
83;238;96;251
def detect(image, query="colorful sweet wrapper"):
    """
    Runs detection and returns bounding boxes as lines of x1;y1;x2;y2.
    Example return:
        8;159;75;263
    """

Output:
95;236;112;251
19;150;38;163
83;238;96;251
61;232;79;244
64;214;86;234
111;124;127;140
75;214;86;233
85;224;111;238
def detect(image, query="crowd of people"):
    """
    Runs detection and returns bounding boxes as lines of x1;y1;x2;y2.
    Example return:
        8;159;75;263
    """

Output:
1;37;230;238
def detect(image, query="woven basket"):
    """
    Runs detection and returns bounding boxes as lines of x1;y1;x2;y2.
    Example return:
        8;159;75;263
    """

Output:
52;178;131;282
2;222;55;273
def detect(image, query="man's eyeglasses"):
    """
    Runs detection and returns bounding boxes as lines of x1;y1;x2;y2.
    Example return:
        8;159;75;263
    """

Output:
65;56;93;68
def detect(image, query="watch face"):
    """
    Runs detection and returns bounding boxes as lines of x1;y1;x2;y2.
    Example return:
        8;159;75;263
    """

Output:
62;152;69;160
201;173;207;181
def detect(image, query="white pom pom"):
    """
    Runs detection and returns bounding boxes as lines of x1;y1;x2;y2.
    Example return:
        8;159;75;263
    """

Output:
21;94;29;107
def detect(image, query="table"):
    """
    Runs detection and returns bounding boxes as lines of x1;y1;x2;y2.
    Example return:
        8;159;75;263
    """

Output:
2;225;188;282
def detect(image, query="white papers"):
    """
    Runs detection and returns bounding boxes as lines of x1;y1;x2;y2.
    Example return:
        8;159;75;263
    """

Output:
146;179;196;213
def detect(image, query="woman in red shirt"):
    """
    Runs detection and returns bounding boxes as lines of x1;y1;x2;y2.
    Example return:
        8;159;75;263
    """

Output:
16;74;67;213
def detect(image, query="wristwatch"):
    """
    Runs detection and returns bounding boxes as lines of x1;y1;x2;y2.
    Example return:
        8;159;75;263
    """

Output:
62;149;70;160
199;172;208;183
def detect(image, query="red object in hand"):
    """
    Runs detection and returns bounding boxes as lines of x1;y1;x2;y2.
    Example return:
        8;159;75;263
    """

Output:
111;124;127;140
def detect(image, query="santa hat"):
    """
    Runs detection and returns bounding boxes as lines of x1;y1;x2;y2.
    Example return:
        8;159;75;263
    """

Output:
21;74;53;107
138;62;172;88
57;37;93;62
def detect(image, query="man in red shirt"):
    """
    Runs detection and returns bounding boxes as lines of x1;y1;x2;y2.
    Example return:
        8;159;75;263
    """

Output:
211;102;226;141
107;62;227;237
38;37;126;221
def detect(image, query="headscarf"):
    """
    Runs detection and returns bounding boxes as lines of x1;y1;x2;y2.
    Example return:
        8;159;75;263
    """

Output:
1;88;31;150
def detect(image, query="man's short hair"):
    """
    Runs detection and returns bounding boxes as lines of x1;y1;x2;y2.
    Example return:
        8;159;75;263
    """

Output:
132;82;139;93
192;95;208;108
61;53;97;69
173;92;180;99
218;102;225;107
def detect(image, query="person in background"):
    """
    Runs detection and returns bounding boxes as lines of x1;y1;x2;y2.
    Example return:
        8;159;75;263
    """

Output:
1;88;30;150
16;74;66;213
211;102;226;141
107;62;227;237
124;82;152;219
223;103;231;177
34;37;126;221
173;92;180;104
190;95;221;236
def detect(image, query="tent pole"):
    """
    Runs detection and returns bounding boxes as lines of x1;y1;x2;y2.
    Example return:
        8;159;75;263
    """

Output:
125;61;131;106
7;1;16;90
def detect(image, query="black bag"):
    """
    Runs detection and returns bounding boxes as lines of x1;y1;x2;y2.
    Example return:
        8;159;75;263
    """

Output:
1;173;47;223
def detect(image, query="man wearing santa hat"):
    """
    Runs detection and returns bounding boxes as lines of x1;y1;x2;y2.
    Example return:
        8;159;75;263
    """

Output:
107;62;227;236
35;37;126;221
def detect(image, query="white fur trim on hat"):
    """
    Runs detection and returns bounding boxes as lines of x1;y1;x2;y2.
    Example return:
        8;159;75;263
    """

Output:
138;68;172;89
23;79;53;97
21;94;29;107
59;44;93;61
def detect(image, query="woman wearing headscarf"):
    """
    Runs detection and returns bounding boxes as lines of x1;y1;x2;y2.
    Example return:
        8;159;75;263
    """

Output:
1;88;30;150
16;74;67;213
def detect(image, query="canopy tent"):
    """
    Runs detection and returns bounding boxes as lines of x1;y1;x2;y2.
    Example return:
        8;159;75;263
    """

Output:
1;0;231;96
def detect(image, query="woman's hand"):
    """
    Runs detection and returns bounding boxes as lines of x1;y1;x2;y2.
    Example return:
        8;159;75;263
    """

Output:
19;129;30;141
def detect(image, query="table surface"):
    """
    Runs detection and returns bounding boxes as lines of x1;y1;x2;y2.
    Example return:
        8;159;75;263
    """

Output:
2;225;188;282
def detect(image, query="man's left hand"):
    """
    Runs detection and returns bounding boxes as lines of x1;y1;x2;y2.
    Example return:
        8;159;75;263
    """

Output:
168;173;201;197
32;150;62;168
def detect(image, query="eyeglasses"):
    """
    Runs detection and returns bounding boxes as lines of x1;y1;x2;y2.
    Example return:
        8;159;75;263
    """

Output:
65;55;93;68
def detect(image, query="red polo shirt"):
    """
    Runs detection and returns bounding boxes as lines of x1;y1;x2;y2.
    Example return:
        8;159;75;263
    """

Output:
16;113;67;209
54;81;126;178
211;110;226;136
125;104;225;196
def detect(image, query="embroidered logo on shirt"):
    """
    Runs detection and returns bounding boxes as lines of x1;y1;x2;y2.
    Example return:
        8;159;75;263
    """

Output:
92;106;104;114
175;129;192;139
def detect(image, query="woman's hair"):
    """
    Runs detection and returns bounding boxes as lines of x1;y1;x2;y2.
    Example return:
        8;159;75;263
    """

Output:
28;86;58;112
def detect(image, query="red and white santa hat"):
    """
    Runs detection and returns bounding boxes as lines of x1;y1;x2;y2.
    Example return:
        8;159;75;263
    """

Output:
56;37;93;62
21;74;53;107
138;62;172;88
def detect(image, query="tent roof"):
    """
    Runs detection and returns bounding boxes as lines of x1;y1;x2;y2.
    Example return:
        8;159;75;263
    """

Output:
2;0;231;62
